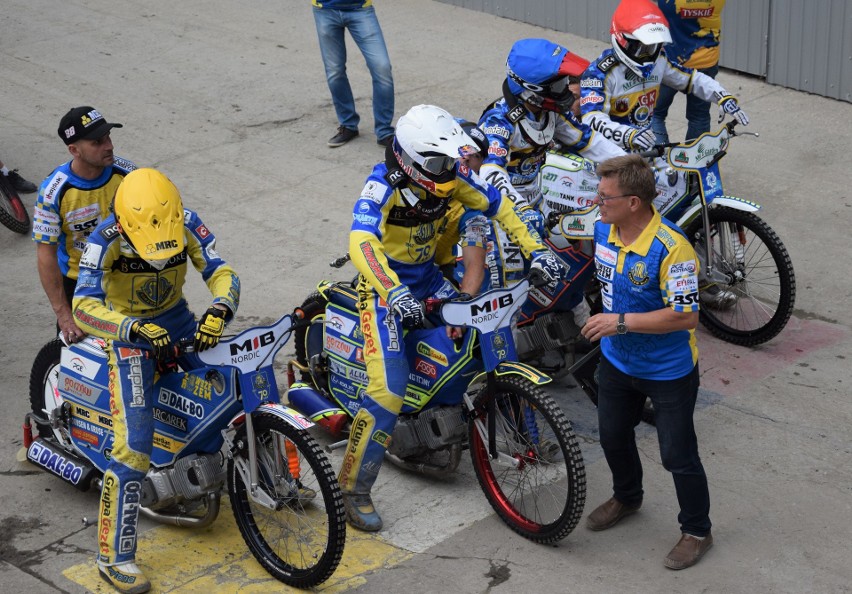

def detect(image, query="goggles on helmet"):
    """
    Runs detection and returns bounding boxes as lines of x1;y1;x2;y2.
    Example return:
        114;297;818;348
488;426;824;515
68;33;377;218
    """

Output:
622;37;662;65
397;145;457;177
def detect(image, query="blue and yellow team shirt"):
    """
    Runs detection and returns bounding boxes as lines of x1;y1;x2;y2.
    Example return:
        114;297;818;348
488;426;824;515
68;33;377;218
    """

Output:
349;162;543;301
32;158;136;279
594;208;700;380
659;0;726;69
72;209;240;342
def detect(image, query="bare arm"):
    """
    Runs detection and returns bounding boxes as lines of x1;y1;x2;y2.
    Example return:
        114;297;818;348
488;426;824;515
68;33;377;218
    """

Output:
36;243;84;339
459;245;486;296
581;308;698;343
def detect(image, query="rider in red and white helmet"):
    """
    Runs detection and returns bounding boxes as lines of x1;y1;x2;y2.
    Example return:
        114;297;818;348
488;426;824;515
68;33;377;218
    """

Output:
580;0;749;153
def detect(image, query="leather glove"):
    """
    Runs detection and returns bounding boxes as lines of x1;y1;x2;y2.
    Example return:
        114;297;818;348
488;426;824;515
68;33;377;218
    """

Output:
627;127;656;151
387;287;425;329
195;306;227;351
132;322;171;359
717;95;749;125
530;250;565;289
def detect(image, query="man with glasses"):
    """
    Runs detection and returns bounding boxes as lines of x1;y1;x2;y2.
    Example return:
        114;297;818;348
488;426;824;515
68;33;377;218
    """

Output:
580;154;713;570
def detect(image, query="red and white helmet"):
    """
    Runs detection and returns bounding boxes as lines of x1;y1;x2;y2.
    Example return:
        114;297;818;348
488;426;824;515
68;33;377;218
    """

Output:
610;0;672;78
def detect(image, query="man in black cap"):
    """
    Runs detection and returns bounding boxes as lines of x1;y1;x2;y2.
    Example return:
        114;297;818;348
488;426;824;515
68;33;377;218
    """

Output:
32;106;137;343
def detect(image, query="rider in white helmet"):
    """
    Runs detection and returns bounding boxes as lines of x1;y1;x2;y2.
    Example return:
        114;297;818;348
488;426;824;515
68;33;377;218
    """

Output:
580;0;748;153
340;104;564;532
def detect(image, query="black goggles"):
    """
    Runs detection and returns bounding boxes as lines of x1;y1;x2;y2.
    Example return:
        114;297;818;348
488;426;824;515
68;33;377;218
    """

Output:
625;39;661;62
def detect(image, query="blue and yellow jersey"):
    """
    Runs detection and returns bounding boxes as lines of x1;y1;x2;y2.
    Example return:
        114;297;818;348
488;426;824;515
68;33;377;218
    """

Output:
659;0;725;69
311;0;372;9
434;200;488;268
594;208;699;380
72;209;240;342
32;158;136;279
478;98;622;190
349;162;543;301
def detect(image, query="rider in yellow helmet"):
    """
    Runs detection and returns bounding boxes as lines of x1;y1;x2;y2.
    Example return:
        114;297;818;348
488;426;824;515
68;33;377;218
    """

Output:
72;168;240;593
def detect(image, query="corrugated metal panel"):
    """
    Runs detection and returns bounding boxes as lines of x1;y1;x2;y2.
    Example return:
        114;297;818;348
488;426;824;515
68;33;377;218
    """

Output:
436;0;852;102
719;0;770;76
767;0;852;102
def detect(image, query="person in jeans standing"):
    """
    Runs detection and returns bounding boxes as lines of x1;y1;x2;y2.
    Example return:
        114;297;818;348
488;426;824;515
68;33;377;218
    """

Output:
580;154;712;570
652;0;727;144
312;1;395;148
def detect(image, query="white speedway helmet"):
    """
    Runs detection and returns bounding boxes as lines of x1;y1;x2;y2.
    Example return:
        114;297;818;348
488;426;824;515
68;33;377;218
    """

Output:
610;0;672;79
392;105;477;198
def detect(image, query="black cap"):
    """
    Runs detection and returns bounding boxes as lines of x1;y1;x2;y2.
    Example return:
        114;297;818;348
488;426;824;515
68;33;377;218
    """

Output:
57;106;123;145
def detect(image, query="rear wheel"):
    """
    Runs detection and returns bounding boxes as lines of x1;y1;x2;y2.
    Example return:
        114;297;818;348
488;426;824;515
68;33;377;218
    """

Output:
469;376;586;543
227;412;346;588
688;206;795;346
0;175;30;234
29;339;65;440
293;292;328;389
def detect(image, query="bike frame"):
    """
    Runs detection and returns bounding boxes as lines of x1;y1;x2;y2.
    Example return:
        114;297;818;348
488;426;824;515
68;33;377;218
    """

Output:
199;315;315;509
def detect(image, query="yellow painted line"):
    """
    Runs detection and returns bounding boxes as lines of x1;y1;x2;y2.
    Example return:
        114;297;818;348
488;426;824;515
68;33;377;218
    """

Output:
63;500;413;592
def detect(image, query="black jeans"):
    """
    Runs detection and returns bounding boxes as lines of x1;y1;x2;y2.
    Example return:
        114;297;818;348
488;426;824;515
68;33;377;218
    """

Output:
597;355;711;536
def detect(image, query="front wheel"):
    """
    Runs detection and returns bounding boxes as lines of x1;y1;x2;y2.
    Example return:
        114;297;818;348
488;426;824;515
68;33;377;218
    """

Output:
689;206;795;346
468;376;586;543
0;175;30;234
227;413;346;588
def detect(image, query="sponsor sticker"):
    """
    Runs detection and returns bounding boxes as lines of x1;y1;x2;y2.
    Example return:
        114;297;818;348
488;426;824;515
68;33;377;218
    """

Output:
596;244;618;265
79;243;103;269
669;260;697;276
361;180;388;204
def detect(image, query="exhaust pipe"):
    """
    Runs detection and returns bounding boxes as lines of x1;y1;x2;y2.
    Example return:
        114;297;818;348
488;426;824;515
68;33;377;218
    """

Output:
26;438;98;491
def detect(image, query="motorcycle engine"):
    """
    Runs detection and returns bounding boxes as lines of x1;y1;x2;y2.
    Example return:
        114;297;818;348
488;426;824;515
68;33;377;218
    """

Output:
514;311;581;362
388;405;467;459
140;452;226;510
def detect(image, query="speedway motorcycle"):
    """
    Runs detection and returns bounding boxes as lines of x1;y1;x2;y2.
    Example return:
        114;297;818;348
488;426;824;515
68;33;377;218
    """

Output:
546;120;796;347
25;317;346;589
287;272;586;543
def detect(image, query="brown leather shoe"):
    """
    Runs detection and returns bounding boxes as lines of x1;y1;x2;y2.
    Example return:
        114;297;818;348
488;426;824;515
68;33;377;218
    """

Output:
664;532;713;570
586;497;641;531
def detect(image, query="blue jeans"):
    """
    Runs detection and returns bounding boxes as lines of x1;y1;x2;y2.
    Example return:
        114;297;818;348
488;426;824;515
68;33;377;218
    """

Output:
652;64;719;144
597;356;711;536
313;6;395;140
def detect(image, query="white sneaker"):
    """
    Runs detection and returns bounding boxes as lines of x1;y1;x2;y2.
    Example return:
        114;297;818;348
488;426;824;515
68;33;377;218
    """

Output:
97;561;151;594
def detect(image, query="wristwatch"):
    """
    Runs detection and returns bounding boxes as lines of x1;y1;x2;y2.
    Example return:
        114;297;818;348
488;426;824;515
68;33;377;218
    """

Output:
616;313;629;335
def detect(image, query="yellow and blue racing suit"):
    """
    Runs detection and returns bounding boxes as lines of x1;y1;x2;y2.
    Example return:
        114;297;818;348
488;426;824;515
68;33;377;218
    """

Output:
32;158;136;286
72;209;239;566
339;160;545;495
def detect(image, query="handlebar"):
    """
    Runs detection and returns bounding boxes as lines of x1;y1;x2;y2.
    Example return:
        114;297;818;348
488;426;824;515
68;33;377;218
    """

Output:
636;119;746;160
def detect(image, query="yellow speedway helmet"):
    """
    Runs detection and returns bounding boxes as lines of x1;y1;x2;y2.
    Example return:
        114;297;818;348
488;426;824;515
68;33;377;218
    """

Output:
392;104;477;198
114;168;185;269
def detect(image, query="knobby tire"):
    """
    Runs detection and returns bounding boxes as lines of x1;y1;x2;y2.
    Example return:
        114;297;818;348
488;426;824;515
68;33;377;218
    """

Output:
0;174;30;234
688;206;795;346
227;412;345;589
469;376;586;543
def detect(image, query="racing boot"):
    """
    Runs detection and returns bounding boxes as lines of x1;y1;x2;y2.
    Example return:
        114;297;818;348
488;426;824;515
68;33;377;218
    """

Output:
97;561;151;594
699;284;737;310
341;492;383;532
